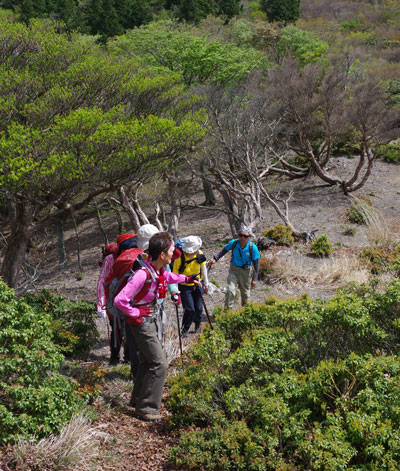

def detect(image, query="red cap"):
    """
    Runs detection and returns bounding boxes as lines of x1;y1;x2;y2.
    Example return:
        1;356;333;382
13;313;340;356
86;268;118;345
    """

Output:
116;233;136;245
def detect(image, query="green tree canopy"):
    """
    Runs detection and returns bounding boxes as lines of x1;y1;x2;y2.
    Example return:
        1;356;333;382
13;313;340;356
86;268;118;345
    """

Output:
0;17;205;287
108;21;269;86
260;0;300;25
166;0;241;24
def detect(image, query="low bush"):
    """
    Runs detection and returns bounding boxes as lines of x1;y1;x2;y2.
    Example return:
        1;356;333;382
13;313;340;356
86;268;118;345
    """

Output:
0;280;85;444
379;142;400;163
23;290;99;358
262;224;294;246
309;233;333;256
359;247;394;274
258;256;278;280
168;280;400;470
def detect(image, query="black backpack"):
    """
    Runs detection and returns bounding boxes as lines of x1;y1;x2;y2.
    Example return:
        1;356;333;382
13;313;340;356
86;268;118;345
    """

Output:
178;251;207;274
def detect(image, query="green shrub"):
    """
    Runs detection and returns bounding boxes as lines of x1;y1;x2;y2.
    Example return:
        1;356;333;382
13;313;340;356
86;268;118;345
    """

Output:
262;224;294;246
379;142;400;163
359;247;393;274
258;256;278;280
23;290;99;358
0;280;85;444
309;233;333;256
168;281;400;470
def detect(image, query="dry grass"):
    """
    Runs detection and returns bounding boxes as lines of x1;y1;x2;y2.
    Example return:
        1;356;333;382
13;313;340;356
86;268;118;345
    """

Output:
270;254;370;288
12;413;110;471
350;195;399;249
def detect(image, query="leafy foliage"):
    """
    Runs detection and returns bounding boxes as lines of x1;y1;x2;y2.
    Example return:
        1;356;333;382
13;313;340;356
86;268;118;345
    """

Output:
0;279;84;444
277;26;329;65
379;142;400;163
108;21;269;86
359;247;394;274
309;233;333;256
166;0;242;24
168;280;400;470
260;0;300;25
0;16;206;287
22;290;99;357
262;224;294;246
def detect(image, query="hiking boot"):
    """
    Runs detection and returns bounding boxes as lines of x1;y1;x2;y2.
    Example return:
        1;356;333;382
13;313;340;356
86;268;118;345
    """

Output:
134;409;163;422
181;328;189;338
194;323;201;333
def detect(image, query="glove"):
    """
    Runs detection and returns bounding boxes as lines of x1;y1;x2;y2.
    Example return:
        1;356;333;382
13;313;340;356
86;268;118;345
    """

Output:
171;293;181;305
97;309;107;318
186;274;198;284
138;305;152;318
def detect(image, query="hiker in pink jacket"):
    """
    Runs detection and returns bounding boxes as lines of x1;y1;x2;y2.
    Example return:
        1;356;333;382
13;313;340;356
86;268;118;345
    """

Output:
114;231;200;422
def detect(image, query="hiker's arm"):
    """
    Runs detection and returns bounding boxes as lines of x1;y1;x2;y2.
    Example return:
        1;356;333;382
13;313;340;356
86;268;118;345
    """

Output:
251;258;259;284
208;247;229;266
201;263;209;294
97;255;113;310
164;271;189;285
251;245;261;286
114;270;148;319
165;264;179;296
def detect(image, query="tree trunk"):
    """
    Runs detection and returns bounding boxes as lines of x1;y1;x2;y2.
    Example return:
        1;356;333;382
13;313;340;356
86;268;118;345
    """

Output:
1;202;34;288
72;214;83;272
167;178;180;239
56;220;67;269
94;201;109;245
118;186;140;232
202;178;217;206
200;161;217;206
6;191;17;230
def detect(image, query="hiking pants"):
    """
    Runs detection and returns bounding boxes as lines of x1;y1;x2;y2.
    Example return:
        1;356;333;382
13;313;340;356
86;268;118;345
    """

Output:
108;316;129;362
125;324;139;378
225;264;252;310
180;283;203;332
128;321;167;415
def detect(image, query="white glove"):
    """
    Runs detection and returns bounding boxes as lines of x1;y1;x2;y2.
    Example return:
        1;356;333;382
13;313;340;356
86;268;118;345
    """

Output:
97;309;107;318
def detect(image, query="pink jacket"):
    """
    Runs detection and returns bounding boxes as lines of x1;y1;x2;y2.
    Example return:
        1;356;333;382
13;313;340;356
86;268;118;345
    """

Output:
114;261;187;320
96;254;114;311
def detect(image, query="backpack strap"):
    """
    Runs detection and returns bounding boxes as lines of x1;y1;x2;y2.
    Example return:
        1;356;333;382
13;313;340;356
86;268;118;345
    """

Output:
131;264;157;306
178;253;198;273
231;239;253;265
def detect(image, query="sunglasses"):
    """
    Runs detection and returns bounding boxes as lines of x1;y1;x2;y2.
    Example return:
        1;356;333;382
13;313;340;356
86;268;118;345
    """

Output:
239;233;250;238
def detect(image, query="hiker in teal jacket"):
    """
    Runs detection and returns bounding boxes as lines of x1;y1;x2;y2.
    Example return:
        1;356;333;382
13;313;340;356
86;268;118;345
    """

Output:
208;225;260;309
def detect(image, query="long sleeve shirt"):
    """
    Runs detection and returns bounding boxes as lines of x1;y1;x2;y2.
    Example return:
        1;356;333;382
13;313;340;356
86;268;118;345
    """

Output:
172;250;209;287
214;239;260;281
114;261;187;321
96;254;114;311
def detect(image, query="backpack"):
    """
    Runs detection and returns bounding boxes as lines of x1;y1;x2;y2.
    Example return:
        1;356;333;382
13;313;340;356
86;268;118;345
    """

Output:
178;251;207;274
97;243;118;267
231;239;253;265
169;237;186;271
105;248;147;347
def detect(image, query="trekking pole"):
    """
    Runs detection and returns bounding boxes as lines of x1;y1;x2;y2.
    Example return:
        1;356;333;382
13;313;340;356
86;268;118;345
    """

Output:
199;289;213;330
172;294;183;356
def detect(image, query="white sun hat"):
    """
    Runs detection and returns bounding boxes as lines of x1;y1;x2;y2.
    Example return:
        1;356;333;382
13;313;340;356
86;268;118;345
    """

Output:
182;235;202;254
137;224;159;250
